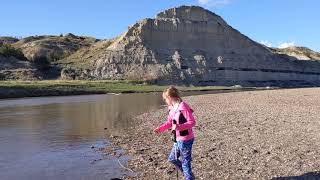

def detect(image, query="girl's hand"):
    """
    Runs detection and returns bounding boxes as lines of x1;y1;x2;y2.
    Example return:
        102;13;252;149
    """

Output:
153;127;161;134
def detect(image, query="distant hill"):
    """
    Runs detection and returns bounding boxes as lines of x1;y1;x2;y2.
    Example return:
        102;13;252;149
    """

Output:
12;33;98;62
0;33;98;80
270;46;320;61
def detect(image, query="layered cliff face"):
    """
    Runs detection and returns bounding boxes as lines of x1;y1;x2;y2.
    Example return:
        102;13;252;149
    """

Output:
91;6;264;81
86;5;320;85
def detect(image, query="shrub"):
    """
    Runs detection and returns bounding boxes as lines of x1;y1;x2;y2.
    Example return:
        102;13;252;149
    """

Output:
33;56;51;70
0;44;26;60
47;52;61;62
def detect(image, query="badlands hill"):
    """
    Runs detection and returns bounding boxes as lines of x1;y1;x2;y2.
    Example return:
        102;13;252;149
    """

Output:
60;5;320;86
0;33;97;80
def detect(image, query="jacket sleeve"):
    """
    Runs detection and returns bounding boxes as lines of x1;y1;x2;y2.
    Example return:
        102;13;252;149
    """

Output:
157;114;172;133
176;109;196;131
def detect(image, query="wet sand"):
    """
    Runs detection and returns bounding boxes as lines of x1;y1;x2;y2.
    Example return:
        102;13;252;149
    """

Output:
105;88;320;179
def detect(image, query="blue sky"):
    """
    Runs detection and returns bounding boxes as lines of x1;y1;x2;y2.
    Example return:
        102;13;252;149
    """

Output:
1;0;319;51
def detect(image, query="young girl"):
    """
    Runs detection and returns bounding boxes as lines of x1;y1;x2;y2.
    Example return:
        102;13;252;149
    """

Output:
154;86;196;180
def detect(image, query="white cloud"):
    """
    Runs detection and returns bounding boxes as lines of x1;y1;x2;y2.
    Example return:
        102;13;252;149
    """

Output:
197;0;231;7
260;40;272;47
278;41;295;49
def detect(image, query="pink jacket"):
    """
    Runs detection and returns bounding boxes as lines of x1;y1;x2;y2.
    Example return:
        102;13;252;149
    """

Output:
157;101;196;141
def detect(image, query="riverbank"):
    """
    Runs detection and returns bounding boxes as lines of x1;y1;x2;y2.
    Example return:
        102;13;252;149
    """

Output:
0;80;254;99
104;88;320;179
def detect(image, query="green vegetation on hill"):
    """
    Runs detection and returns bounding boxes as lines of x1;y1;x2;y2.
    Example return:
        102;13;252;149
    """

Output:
0;44;26;60
56;38;116;70
12;34;98;63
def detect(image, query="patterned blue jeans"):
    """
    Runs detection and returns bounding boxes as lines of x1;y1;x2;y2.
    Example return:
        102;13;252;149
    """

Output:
168;139;194;180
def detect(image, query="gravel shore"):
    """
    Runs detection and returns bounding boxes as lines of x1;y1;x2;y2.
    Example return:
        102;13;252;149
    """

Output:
105;88;320;179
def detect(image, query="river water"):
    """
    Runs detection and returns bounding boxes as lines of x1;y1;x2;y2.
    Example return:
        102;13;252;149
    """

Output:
0;90;237;179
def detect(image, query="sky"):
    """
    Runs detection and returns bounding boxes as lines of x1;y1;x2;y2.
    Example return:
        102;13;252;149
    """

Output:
1;0;319;51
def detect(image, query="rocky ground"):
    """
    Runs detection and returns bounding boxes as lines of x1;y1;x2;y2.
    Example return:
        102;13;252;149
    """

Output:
104;88;320;180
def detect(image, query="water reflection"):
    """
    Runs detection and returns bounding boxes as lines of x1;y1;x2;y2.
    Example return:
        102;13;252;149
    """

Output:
0;93;164;179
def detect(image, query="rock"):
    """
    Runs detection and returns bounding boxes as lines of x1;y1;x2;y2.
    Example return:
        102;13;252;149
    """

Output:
64;33;77;38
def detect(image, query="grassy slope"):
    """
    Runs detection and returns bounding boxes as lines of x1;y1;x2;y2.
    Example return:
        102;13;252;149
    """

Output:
56;38;116;70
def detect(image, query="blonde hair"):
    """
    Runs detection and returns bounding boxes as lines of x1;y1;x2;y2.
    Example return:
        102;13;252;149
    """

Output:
162;86;182;102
